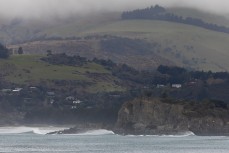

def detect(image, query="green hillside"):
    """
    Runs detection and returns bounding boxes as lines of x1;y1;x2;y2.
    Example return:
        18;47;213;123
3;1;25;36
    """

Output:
10;19;229;72
2;6;229;72
0;55;124;93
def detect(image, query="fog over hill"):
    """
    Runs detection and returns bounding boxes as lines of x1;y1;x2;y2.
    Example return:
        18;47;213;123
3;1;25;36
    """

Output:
1;0;229;72
0;0;228;22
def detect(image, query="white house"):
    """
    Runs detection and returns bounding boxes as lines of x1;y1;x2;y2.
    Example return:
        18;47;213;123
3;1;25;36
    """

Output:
71;106;77;109
47;91;55;96
172;84;182;88
65;96;75;101
73;100;82;104
12;88;23;92
29;86;37;89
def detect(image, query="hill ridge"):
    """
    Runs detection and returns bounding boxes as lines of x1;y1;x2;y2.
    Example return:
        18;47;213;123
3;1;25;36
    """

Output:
122;5;229;34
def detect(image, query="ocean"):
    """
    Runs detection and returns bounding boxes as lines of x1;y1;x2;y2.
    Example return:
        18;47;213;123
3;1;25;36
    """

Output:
0;127;228;153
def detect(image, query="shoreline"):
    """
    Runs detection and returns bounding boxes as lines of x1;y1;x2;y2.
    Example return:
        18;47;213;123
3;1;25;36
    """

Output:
0;125;228;136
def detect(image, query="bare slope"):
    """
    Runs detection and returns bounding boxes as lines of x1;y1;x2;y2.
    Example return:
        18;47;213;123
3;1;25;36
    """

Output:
10;20;229;71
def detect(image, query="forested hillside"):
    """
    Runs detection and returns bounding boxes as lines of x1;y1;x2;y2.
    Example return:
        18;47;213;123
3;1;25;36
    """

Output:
122;5;229;34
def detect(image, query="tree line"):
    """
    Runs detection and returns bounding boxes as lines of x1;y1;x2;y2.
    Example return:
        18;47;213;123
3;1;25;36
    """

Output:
41;52;87;66
93;57;229;85
0;43;24;59
0;44;10;58
122;5;229;34
157;65;229;84
93;58;229;86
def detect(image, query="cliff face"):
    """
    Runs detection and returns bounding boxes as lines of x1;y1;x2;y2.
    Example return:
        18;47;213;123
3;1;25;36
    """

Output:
115;98;229;136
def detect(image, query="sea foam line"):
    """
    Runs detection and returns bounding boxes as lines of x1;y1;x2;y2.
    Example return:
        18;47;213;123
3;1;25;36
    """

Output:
126;131;195;137
62;129;115;136
0;126;68;135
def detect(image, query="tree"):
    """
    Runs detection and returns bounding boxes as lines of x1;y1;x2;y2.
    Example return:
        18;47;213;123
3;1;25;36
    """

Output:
46;50;52;56
0;43;9;59
18;47;23;54
121;5;229;34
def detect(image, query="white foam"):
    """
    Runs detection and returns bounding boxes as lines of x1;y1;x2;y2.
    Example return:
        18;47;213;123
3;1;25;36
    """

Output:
0;126;68;135
126;131;195;137
71;129;115;136
163;131;196;137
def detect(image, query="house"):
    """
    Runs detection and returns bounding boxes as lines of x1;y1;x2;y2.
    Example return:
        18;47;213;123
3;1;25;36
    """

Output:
50;99;55;104
65;96;75;101
73;100;82;104
71;106;77;109
143;86;150;89
186;81;197;87
29;86;37;89
12;88;23;92
47;91;55;97
157;84;165;88
12;88;23;95
172;84;182;88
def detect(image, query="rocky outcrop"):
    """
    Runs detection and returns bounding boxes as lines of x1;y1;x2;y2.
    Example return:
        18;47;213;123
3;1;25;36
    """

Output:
115;98;229;136
48;123;109;134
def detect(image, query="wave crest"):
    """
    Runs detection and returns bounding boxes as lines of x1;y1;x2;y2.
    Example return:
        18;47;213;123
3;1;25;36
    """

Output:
161;131;196;137
126;131;195;137
0;127;68;135
72;129;115;136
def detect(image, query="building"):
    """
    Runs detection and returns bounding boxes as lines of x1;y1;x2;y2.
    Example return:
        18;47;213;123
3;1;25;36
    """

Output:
12;88;23;92
157;84;165;88
172;84;182;88
47;91;55;97
65;96;75;101
73;100;82;104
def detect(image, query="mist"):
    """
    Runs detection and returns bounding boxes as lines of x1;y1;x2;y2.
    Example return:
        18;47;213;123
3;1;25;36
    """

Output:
0;0;228;20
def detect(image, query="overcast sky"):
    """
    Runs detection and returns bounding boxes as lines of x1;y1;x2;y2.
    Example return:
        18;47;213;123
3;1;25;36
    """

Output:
0;0;228;19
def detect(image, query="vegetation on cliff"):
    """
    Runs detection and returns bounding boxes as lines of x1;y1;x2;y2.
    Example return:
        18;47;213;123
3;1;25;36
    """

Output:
0;44;10;59
122;5;229;34
115;98;229;135
1;53;229;129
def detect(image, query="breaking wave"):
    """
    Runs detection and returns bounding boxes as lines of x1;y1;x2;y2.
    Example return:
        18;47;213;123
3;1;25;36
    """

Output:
0;127;68;135
0;127;115;136
0;127;194;137
126;131;195;137
160;131;196;137
72;129;115;136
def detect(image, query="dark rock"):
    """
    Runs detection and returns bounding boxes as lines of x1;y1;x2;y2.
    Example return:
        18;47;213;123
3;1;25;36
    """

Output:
114;98;229;136
48;123;106;134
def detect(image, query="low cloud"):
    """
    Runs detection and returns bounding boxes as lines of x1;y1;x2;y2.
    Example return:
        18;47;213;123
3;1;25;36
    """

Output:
0;0;228;20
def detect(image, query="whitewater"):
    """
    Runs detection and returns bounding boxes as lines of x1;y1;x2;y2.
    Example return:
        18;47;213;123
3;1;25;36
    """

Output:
0;126;68;135
0;127;228;153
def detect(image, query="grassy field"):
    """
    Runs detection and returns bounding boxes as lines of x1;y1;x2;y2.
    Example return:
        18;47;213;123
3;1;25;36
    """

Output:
0;55;124;93
80;20;229;71
4;7;229;72
11;19;229;72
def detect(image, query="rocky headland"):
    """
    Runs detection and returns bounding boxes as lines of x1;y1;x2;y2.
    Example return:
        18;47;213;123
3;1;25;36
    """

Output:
114;98;229;136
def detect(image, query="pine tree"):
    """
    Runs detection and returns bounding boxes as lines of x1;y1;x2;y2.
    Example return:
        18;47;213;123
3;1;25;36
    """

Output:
18;47;23;54
0;44;9;58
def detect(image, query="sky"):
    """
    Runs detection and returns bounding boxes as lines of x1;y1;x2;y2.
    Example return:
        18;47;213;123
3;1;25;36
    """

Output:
0;0;228;20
